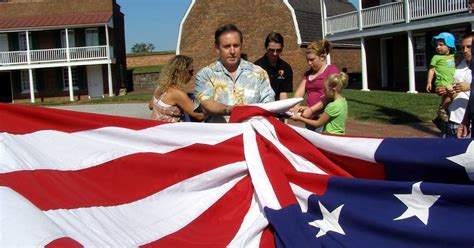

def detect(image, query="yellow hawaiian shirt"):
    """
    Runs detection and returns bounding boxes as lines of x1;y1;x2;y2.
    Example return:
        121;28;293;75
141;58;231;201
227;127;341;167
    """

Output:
195;59;275;110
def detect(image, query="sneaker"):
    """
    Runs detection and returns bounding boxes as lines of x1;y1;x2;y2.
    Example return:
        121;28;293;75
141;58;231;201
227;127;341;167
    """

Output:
436;108;449;122
432;117;445;131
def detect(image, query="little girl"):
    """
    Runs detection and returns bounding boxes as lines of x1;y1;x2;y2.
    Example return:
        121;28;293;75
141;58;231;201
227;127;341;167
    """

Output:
149;55;204;122
291;72;348;134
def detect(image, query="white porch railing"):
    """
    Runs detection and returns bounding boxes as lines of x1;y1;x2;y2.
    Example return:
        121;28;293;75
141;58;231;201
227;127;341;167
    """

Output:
30;48;67;63
0;45;109;66
410;0;467;20
326;11;359;34
363;2;404;28
325;0;468;35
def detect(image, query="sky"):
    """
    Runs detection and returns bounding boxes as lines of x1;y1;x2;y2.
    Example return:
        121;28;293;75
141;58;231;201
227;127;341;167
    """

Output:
117;0;358;53
116;0;192;53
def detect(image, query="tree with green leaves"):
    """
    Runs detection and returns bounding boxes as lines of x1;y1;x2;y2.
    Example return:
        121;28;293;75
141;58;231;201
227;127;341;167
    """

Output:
131;42;155;53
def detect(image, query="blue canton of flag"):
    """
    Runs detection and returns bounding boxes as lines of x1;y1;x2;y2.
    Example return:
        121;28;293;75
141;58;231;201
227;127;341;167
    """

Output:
266;138;474;247
266;178;474;247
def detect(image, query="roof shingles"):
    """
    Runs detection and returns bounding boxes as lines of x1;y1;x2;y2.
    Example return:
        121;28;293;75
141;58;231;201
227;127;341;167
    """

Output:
288;0;356;44
0;12;112;30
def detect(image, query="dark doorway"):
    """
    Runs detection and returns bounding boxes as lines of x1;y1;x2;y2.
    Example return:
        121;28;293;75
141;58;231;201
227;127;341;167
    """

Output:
0;72;12;103
381;38;395;89
385;39;394;89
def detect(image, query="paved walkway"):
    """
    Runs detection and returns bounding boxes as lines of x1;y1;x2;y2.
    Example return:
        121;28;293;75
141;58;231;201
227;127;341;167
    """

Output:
52;103;440;138
52;103;151;119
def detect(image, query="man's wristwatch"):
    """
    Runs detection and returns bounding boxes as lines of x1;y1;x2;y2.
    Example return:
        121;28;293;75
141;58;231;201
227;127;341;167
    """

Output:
223;106;231;115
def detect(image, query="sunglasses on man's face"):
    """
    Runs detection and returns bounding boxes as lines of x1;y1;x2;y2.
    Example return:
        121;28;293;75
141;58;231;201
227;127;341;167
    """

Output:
267;48;283;53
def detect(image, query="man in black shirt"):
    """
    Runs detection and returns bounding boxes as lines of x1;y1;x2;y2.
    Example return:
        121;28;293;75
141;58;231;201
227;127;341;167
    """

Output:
254;32;293;101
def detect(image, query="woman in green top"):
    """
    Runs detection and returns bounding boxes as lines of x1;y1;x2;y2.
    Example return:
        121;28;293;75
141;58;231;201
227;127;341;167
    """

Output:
291;72;348;135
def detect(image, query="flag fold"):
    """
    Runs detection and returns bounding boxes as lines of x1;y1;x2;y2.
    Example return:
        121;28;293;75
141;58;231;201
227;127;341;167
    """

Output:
1;101;473;247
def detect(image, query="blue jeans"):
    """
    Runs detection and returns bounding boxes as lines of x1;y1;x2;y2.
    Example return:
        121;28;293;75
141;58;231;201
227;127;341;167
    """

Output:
443;121;459;138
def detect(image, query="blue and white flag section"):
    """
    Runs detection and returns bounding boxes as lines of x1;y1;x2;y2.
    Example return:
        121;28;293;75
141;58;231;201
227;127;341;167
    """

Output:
0;99;473;247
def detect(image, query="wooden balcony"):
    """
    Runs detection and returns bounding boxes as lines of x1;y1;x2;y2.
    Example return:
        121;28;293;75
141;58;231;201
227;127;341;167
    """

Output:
0;45;112;70
325;0;468;35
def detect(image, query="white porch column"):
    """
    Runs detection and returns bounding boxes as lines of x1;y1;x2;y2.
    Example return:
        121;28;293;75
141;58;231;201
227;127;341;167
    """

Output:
25;31;35;103
320;0;327;38
404;0;411;23
65;28;74;101
358;0;363;30
68;66;74;100
407;31;417;93
360;38;369;91
28;69;35;103
105;24;113;97
320;0;331;64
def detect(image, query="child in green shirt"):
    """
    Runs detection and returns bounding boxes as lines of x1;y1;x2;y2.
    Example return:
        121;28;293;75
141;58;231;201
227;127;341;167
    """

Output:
426;32;457;122
291;72;348;135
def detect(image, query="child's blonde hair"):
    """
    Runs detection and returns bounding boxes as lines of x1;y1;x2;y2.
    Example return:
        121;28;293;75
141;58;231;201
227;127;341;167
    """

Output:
155;55;193;96
324;72;349;99
306;39;332;57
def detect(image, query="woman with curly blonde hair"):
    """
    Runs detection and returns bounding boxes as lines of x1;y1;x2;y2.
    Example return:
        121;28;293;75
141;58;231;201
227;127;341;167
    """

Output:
149;55;204;122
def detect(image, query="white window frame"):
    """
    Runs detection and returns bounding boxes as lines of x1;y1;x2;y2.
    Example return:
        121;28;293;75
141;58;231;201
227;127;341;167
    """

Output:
18;32;32;51
20;70;36;93
61;29;75;48
85;28;99;46
62;67;79;90
414;33;426;71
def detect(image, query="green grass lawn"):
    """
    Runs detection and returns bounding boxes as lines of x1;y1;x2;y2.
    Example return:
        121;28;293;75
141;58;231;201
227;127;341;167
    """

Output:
344;89;439;124
29;89;440;125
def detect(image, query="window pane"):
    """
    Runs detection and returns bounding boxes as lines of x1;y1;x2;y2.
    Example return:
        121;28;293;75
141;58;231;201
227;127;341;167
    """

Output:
413;35;426;69
61;30;75;48
86;28;99;46
20;70;35;92
63;67;79;89
18;32;32;51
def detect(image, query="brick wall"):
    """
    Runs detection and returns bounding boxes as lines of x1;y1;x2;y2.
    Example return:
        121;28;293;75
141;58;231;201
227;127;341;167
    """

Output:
179;0;361;91
127;53;175;67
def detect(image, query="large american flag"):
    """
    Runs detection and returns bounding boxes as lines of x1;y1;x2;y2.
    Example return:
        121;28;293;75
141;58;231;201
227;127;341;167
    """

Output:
1;99;473;247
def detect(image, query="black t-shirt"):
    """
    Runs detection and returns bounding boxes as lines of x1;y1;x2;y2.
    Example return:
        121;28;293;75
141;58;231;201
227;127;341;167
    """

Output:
254;55;293;101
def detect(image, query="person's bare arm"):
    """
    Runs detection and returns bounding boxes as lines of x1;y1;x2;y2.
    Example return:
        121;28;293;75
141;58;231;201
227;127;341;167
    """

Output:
290;79;306;112
435;86;447;96
173;90;204;121
200;99;233;116
426;67;435;92
457;104;471;138
279;92;288;100
148;97;153;110
291;111;331;128
453;82;471;93
302;100;325;118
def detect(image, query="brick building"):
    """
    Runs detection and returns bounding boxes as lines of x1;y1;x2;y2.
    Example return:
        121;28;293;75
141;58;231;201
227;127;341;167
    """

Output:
177;0;361;91
0;0;127;103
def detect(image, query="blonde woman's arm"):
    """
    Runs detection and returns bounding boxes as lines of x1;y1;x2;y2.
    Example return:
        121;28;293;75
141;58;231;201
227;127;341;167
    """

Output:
291;111;330;128
290;78;307;113
173;89;205;121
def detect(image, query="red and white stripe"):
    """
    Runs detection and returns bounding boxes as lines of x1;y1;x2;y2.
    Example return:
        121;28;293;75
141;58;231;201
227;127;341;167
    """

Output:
0;101;385;247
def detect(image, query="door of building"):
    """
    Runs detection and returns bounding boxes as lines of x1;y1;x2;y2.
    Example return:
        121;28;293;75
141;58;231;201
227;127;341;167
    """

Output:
0;72;12;103
87;65;104;98
381;38;394;89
